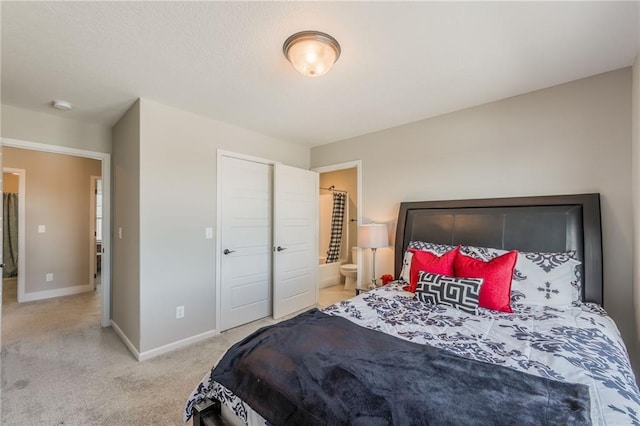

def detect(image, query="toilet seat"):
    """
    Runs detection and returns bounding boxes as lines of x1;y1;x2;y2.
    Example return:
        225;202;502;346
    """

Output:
340;264;357;272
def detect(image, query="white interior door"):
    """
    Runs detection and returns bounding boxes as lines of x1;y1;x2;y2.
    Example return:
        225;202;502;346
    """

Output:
220;156;272;331
273;164;318;319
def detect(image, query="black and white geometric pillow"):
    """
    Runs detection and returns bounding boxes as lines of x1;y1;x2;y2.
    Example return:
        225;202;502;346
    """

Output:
399;242;457;282
415;271;483;314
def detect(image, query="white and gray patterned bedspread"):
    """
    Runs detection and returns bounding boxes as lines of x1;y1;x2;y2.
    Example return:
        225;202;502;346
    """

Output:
184;283;640;425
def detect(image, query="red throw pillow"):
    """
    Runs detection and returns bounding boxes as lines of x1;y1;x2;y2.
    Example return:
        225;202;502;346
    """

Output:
405;246;460;293
454;251;518;313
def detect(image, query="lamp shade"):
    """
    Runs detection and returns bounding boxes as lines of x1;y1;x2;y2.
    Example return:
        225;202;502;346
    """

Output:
357;224;389;248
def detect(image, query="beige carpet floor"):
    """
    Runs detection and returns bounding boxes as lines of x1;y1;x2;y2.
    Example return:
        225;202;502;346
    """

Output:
318;284;355;308
1;281;352;425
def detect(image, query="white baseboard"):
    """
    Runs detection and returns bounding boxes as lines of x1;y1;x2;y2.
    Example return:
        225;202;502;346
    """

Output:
138;328;220;362
111;320;141;360
111;320;219;362
19;283;92;303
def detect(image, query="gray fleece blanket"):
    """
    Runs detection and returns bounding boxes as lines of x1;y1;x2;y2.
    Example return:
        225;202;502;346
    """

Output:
212;309;591;426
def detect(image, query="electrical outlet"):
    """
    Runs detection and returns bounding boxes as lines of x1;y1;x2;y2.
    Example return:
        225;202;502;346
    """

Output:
176;305;184;319
205;227;213;239
38;225;46;233
45;273;53;282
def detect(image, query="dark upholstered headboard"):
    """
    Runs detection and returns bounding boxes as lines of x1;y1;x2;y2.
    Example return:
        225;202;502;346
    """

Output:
394;194;603;305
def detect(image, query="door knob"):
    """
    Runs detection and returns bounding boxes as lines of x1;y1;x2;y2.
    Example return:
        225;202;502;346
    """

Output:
276;246;287;252
223;249;236;255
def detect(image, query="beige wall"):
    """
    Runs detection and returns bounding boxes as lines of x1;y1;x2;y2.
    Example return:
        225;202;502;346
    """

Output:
312;68;638;371
633;55;640;362
114;98;310;354
2;104;112;153
112;100;141;350
3;173;19;193
3;147;101;295
319;168;358;263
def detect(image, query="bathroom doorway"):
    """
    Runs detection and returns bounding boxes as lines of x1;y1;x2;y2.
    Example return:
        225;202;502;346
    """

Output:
313;161;362;307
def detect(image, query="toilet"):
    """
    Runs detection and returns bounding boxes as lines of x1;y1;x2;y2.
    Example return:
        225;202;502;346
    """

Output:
340;247;358;290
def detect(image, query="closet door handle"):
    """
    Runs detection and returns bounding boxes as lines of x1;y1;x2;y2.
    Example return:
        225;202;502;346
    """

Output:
275;246;287;252
223;249;236;255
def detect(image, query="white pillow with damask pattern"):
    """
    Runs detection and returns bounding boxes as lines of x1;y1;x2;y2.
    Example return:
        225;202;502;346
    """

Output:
511;252;581;306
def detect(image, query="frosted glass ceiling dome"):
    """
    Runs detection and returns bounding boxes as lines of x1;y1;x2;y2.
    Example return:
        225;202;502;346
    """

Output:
283;31;341;77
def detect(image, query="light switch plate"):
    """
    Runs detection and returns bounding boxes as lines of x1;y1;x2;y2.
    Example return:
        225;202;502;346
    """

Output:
38;225;46;233
205;227;213;239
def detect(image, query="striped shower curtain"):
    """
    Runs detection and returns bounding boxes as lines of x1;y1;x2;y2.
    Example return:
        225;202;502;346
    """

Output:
325;192;346;263
3;192;18;278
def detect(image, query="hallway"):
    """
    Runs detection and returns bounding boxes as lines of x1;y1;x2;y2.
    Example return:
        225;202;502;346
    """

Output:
2;277;101;344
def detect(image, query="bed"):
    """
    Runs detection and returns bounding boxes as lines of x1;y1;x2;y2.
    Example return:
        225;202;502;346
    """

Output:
185;193;640;425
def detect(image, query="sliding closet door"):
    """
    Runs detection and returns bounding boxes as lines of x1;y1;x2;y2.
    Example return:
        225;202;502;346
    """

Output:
273;164;318;319
219;156;272;331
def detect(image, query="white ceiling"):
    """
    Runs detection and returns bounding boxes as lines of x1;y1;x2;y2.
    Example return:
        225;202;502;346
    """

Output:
2;1;638;147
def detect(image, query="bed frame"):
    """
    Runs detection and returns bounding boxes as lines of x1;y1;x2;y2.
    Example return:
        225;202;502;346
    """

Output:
192;193;603;424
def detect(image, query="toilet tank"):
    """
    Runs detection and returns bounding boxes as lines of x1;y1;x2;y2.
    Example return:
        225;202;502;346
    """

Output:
351;247;358;264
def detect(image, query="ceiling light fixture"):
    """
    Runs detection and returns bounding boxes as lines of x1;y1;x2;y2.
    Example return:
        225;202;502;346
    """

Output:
283;31;341;77
52;100;73;111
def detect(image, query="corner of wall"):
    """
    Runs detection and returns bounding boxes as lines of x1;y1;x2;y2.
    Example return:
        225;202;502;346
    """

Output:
630;53;640;376
111;99;142;352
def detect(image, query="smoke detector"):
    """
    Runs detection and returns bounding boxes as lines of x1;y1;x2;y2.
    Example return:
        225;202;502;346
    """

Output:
52;100;73;111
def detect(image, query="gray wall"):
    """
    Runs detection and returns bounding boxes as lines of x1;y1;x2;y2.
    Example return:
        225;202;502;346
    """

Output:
312;68;638;371
136;99;309;353
112;100;141;350
633;55;640;361
3;147;101;295
2;104;112;153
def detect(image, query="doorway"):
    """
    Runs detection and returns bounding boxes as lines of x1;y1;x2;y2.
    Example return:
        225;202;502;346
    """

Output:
313;160;362;306
1;168;24;307
1;138;111;327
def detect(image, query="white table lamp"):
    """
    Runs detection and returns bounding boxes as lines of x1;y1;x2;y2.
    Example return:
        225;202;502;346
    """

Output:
358;223;389;289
